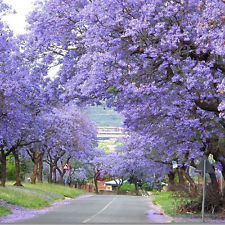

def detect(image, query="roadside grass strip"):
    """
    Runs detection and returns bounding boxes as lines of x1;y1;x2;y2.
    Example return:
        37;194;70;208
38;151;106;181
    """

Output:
0;182;86;214
152;191;192;217
23;183;86;198
0;206;11;217
0;186;62;209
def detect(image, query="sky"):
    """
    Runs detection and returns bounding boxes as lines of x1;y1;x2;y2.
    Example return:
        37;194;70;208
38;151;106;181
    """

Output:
4;0;36;34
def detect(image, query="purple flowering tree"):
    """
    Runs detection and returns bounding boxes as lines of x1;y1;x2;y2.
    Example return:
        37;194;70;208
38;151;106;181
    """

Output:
40;104;97;184
0;1;47;186
26;0;225;194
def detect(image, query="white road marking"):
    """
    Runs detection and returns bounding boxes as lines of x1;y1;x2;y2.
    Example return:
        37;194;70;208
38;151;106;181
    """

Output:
82;197;117;223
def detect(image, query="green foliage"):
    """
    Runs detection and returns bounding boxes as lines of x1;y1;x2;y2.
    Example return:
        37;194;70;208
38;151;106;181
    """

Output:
5;154;33;181
0;206;11;217
6;160;16;181
107;86;120;94
98;140;123;153
120;183;135;193
141;182;154;191
153;191;192;217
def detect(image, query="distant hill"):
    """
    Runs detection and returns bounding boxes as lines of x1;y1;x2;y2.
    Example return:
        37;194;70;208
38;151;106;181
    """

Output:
84;106;124;127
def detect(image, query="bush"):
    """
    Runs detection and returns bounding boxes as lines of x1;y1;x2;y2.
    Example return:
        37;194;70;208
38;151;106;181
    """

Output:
142;182;154;191
183;185;222;214
6;155;33;181
6;159;16;181
120;183;135;193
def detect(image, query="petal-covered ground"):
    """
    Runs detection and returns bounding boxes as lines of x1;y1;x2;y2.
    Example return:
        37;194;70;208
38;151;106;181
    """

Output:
147;196;172;223
174;216;225;223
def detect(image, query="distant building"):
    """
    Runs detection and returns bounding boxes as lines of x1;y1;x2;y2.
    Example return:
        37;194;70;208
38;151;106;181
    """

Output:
97;126;125;141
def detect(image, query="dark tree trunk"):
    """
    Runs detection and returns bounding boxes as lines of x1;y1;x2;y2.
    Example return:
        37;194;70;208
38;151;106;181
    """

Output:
177;168;185;186
52;158;59;183
0;153;6;187
167;171;176;191
134;181;139;196
37;153;43;183
209;172;219;193
94;177;99;194
13;150;22;186
53;165;57;183
60;173;64;185
132;178;139;196
48;164;53;183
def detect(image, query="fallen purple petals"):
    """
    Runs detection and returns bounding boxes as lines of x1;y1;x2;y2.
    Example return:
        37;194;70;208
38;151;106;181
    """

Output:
174;216;225;223
74;194;94;200
147;200;172;223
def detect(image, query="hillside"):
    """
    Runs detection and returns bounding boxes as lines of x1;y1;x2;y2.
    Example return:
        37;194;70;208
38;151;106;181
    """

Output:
84;106;124;127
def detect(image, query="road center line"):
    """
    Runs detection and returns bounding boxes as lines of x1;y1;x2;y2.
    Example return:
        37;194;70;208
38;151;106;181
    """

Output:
82;197;117;223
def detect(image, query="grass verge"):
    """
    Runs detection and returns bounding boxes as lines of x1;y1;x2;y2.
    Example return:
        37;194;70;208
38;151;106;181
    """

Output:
152;191;193;217
0;206;11;217
0;186;59;209
0;183;86;210
23;183;86;198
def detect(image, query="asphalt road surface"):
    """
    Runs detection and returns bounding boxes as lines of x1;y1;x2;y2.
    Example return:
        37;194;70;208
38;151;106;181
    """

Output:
14;195;171;224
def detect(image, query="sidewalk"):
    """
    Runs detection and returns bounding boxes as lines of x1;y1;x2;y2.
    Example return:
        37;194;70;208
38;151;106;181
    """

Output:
146;192;173;223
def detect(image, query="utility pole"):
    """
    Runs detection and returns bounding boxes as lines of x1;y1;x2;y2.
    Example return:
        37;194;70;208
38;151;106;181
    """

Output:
201;159;206;223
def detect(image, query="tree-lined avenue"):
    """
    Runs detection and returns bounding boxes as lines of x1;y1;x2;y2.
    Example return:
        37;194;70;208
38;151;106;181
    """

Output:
15;195;168;224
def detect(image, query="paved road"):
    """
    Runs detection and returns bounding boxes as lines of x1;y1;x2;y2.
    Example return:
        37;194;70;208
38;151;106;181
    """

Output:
14;195;171;224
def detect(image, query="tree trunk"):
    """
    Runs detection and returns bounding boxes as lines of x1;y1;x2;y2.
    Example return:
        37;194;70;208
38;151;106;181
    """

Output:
30;155;38;184
60;173;64;185
177;168;185;186
48;164;53;183
167;171;176;191
134;180;139;196
52;158;59;183
58;169;66;185
13;150;22;186
183;171;198;197
94;177;99;194
37;153;43;183
53;165;57;183
0;153;6;187
209;172;219;193
221;162;225;181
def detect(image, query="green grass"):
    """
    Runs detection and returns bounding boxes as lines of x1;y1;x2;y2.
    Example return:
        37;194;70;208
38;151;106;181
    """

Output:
0;206;11;217
0;186;59;208
0;183;86;209
23;183;86;198
152;191;193;217
120;183;135;193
